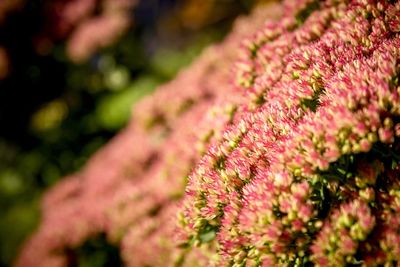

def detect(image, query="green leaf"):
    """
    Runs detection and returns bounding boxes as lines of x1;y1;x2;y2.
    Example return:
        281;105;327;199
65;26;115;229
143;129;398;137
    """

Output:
199;230;216;243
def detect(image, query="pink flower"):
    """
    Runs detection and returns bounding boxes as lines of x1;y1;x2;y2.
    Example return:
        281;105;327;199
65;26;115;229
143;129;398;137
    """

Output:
18;0;400;266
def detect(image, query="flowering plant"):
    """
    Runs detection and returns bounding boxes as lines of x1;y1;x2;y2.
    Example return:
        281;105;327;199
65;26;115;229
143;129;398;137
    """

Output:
18;0;400;266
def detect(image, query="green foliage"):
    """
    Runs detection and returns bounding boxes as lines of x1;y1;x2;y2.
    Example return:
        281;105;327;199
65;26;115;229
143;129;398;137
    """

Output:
67;234;122;267
96;76;161;130
0;196;39;266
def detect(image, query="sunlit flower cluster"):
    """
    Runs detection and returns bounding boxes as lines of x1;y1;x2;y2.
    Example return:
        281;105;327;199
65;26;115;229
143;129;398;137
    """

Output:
179;0;400;265
16;4;279;266
18;0;400;266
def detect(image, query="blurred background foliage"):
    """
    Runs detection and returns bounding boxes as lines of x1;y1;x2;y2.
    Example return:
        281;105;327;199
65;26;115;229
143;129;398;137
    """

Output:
0;0;267;266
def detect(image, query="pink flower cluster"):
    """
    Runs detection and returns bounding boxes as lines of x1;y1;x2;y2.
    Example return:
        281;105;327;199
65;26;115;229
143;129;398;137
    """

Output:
65;0;135;63
179;0;400;265
17;3;281;266
18;0;400;266
35;0;137;62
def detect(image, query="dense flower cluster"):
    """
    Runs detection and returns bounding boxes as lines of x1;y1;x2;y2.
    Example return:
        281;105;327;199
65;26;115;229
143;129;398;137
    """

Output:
16;4;280;266
18;0;400;266
179;0;400;265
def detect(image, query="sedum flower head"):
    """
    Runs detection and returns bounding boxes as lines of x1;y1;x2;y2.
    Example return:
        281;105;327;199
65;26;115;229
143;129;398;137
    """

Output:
17;1;400;266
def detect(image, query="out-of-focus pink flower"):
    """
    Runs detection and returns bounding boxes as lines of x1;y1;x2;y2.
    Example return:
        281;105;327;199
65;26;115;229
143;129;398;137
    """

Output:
34;0;137;60
66;14;130;62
